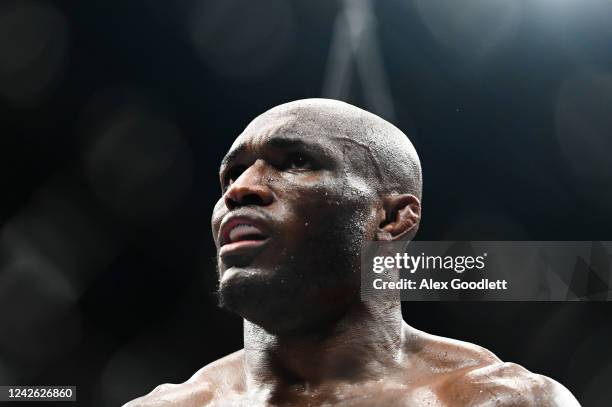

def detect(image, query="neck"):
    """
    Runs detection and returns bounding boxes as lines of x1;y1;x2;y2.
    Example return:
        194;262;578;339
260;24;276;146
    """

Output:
243;299;406;396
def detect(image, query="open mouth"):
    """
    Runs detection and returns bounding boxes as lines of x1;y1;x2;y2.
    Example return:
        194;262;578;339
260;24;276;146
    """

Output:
227;224;267;244
219;217;270;259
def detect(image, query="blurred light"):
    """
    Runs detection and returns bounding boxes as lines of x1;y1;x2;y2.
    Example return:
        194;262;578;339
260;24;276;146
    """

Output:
2;181;123;292
95;335;192;407
533;0;612;65
84;105;193;219
0;174;123;380
0;0;68;106
323;0;396;120
413;0;521;60
189;0;295;80
0;233;81;378
95;347;155;407
556;70;612;183
0;358;15;384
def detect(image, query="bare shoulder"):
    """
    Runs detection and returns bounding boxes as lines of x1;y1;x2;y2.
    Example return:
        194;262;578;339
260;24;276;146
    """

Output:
440;361;581;406
406;326;502;373
122;350;245;407
406;327;580;406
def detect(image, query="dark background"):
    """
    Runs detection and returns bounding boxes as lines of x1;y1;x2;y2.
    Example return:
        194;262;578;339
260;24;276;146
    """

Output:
0;0;611;406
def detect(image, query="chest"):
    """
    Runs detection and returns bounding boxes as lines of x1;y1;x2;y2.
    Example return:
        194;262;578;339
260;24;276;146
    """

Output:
208;383;445;407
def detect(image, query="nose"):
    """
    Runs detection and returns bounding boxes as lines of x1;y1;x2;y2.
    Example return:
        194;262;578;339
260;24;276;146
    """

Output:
224;159;274;209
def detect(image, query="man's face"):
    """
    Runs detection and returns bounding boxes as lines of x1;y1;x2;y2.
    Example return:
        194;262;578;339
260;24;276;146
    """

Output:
211;112;380;332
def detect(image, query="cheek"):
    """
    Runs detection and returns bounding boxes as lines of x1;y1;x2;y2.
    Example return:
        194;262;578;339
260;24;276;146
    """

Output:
211;198;226;242
279;179;338;219
277;175;376;241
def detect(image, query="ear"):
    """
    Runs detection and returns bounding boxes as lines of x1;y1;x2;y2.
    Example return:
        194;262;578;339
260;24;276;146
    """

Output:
375;194;421;241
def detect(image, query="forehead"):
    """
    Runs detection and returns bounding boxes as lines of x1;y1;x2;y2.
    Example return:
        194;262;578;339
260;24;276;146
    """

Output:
221;111;342;165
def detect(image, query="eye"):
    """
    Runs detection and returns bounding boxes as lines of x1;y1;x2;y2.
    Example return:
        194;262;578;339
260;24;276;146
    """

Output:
223;165;246;188
284;152;313;170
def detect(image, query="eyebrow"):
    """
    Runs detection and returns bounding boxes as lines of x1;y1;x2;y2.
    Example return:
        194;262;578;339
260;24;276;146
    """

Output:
220;145;246;172
219;135;333;171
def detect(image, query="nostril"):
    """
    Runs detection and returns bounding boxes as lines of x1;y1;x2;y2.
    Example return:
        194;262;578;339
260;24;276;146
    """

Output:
225;192;266;209
225;196;238;210
239;193;265;206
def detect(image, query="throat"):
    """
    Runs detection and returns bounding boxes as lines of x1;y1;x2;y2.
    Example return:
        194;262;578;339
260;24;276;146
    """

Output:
243;300;405;394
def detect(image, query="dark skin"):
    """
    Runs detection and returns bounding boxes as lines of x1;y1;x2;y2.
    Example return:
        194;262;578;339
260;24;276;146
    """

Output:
125;99;580;407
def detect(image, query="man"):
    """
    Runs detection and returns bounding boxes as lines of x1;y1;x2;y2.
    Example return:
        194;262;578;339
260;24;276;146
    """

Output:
125;99;580;406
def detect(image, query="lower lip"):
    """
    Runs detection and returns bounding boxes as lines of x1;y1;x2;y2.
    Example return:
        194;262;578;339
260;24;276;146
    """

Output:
219;239;269;258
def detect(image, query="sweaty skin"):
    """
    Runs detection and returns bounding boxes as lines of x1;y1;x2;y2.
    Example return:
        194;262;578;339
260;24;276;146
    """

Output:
125;99;580;407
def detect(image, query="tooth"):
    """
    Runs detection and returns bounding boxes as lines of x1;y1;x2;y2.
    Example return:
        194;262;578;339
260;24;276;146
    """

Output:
229;224;263;242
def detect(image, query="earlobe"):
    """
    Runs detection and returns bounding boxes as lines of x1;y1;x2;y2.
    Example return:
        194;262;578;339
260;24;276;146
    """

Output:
376;194;421;241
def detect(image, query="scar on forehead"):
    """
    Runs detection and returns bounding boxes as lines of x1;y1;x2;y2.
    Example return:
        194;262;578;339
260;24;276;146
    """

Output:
330;136;384;182
222;126;384;184
250;113;300;140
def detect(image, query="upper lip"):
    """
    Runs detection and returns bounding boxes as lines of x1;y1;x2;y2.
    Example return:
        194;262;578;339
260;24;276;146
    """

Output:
219;212;271;247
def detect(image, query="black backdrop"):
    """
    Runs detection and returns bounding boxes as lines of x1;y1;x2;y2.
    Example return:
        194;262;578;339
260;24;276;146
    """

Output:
0;1;611;406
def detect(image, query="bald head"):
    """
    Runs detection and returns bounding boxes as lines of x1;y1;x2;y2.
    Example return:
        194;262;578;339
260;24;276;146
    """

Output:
241;98;422;200
213;99;422;330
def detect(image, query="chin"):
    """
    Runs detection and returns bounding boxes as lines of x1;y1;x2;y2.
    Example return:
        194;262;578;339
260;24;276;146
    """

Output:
220;264;263;283
218;265;280;311
218;269;358;336
218;271;309;333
